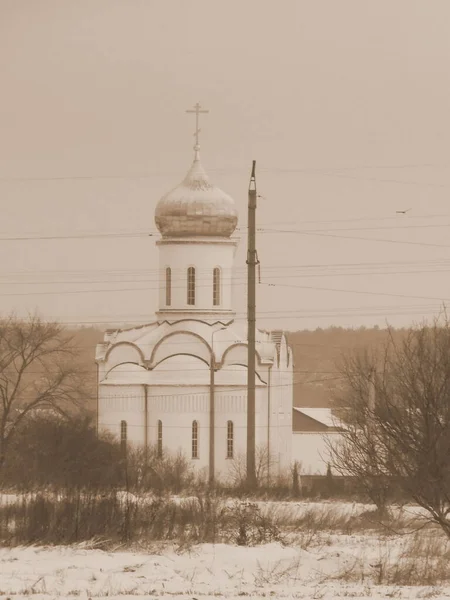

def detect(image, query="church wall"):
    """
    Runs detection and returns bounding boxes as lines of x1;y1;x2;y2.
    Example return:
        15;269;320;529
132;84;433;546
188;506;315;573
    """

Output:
213;386;269;482
157;241;236;313
147;386;210;474
214;390;245;481
98;384;146;446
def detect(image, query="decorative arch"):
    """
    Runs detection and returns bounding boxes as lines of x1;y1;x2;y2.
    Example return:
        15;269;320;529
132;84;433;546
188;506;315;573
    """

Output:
149;330;212;367
104;341;146;365
220;362;267;385
219;343;264;368
152;352;210;370
104;361;145;379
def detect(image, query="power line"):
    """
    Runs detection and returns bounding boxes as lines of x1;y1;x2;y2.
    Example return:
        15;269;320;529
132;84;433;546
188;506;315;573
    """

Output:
3;220;450;242
263;281;450;304
0;161;447;183
3;256;450;280
3;302;442;331
276;228;450;249
261;222;450;234
4;263;450;287
0;232;151;241
8;366;341;375
2;273;449;306
2;223;450;251
11;375;344;403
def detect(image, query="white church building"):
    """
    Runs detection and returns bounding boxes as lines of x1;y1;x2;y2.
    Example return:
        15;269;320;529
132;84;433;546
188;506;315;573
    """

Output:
95;111;295;482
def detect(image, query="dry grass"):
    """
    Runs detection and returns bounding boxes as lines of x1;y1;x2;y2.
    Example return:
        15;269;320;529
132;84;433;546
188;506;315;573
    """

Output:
331;531;450;587
0;490;286;548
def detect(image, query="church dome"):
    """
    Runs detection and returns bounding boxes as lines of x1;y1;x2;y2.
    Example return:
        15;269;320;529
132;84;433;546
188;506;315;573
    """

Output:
155;150;238;238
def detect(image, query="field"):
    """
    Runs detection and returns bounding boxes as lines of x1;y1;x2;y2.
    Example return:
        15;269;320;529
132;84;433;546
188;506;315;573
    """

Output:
1;496;450;599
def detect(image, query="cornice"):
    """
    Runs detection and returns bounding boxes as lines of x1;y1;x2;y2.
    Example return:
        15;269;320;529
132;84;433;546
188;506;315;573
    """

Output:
156;237;238;247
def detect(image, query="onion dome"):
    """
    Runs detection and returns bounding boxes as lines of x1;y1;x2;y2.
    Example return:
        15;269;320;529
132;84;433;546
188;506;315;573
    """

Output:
155;148;238;238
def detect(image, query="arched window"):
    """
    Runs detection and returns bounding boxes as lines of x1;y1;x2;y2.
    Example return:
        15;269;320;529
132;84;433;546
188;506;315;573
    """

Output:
227;420;234;459
157;420;163;458
165;267;171;306
192;420;199;459
120;420;127;454
187;267;196;305
213;267;221;306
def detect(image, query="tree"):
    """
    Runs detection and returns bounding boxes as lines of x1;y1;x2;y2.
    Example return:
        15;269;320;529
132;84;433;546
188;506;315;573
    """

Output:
328;317;450;536
228;445;276;489
3;413;122;490
0;314;84;474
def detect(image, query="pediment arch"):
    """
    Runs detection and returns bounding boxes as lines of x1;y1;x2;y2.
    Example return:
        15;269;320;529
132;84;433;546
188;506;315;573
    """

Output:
105;341;145;367
152;352;210;369
149;330;212;368
105;361;143;378
219;343;263;368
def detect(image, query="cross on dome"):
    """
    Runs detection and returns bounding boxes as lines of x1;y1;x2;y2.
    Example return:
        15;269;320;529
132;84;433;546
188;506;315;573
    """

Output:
186;102;209;155
154;104;238;238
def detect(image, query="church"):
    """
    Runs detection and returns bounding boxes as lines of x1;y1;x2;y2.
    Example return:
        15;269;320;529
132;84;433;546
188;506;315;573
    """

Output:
95;106;294;483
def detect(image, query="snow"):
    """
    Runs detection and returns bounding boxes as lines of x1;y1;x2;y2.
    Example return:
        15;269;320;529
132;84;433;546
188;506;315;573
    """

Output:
0;535;448;598
1;497;450;598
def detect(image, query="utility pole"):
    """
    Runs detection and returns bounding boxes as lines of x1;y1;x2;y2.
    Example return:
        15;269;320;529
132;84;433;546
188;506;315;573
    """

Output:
247;160;257;488
209;326;226;486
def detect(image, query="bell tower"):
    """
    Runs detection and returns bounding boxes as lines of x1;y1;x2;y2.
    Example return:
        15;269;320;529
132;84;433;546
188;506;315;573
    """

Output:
154;104;239;323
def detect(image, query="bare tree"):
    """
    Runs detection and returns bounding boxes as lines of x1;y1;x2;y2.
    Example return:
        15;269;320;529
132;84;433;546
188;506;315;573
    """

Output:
328;317;450;536
0;314;83;473
228;445;276;488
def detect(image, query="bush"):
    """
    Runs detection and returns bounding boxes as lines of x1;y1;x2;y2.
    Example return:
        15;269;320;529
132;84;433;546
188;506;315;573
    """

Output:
0;490;285;548
1;414;123;491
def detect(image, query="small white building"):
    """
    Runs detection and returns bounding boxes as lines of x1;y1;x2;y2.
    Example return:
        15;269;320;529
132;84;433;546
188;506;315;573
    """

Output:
95;126;293;482
292;408;343;475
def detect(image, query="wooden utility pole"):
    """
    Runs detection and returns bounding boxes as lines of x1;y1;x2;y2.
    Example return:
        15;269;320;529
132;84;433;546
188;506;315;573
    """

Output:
247;160;257;488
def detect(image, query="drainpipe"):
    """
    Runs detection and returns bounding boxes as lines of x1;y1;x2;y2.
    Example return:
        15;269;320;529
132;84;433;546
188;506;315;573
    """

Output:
267;365;272;486
209;353;215;485
210;326;226;485
96;363;99;437
144;385;148;461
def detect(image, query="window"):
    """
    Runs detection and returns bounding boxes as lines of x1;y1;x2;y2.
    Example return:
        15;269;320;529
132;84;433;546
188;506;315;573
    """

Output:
120;420;127;454
226;420;234;459
192;420;199;458
213;267;221;306
165;267;171;306
187;267;196;305
157;420;163;458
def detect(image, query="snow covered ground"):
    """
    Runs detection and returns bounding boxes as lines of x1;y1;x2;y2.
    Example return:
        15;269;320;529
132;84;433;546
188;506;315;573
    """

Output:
1;534;449;598
1;497;449;598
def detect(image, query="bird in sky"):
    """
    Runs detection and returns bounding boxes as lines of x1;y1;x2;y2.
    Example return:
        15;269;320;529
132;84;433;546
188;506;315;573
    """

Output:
396;208;411;214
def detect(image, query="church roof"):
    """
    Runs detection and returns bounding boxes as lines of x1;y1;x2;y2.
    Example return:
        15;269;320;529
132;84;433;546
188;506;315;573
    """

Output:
293;407;343;429
96;320;293;387
154;150;238;238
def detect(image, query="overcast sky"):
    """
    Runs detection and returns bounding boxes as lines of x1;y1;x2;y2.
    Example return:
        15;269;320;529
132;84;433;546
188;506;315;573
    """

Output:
1;0;450;330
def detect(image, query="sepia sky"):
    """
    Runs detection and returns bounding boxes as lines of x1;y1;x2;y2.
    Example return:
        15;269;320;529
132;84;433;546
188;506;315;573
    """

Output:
1;0;450;331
